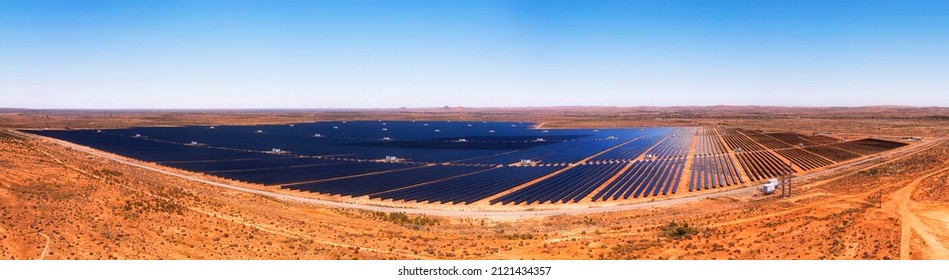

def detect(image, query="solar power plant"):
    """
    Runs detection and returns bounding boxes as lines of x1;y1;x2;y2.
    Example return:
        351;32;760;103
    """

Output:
492;162;626;205
804;145;862;162
689;154;743;191
27;122;911;205
591;158;687;201
373;165;562;204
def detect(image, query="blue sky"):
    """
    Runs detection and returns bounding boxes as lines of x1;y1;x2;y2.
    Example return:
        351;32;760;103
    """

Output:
1;0;947;109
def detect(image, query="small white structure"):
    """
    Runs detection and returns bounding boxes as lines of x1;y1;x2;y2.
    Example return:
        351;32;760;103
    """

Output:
455;138;468;143
189;141;199;145
384;156;400;162
289;124;294;127
606;136;617;140
488;130;495;133
423;123;429;126
760;179;780;194
133;134;142;138
434;129;441;132
382;128;388;131
382;122;386;125
520;159;534;165
209;126;215;129
271;148;282;154
511;124;516;127
96;130;102;133
593;129;600;132
381;137;392;141
533;138;546;142
313;133;323;138
644;154;654;159
542;130;549;133
255;130;263;133
333;126;339;129
467;124;472;127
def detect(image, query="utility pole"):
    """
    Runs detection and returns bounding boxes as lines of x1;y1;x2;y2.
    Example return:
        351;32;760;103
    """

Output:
781;176;786;197
787;161;792;198
782;161;793;198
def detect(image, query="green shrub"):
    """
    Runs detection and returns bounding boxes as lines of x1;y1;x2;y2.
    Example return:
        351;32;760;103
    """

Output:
661;221;699;240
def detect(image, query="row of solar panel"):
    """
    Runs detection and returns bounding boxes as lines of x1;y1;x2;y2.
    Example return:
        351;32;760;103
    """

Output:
688;154;743;191
592;158;686;201
244;161;564;205
492;163;626;205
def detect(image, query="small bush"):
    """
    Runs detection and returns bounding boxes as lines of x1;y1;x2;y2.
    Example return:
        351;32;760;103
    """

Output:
371;212;440;230
661;221;699;240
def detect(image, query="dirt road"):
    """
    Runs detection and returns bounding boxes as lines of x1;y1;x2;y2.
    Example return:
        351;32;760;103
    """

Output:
891;165;949;259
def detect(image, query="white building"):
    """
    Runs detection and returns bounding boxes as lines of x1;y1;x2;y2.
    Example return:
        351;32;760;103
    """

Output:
760;179;780;194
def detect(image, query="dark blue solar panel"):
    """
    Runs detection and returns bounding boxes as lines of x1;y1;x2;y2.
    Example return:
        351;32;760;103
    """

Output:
492;162;625;204
285;165;490;197
373;166;561;204
24;122;700;204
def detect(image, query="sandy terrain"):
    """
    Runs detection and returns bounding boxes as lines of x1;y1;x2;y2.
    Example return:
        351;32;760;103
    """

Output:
1;107;947;259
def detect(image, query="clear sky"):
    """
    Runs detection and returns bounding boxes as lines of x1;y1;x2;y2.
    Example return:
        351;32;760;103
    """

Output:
1;0;947;109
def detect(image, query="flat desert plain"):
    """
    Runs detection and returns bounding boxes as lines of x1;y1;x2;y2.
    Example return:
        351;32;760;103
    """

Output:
1;106;947;260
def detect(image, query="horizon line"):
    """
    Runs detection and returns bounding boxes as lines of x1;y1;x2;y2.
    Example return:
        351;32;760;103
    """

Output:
2;104;948;111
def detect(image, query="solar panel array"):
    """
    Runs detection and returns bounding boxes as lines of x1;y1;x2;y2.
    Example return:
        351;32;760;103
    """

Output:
591;158;686;201
689;154;743;191
492;162;626;204
28;122;909;205
372;166;562;204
